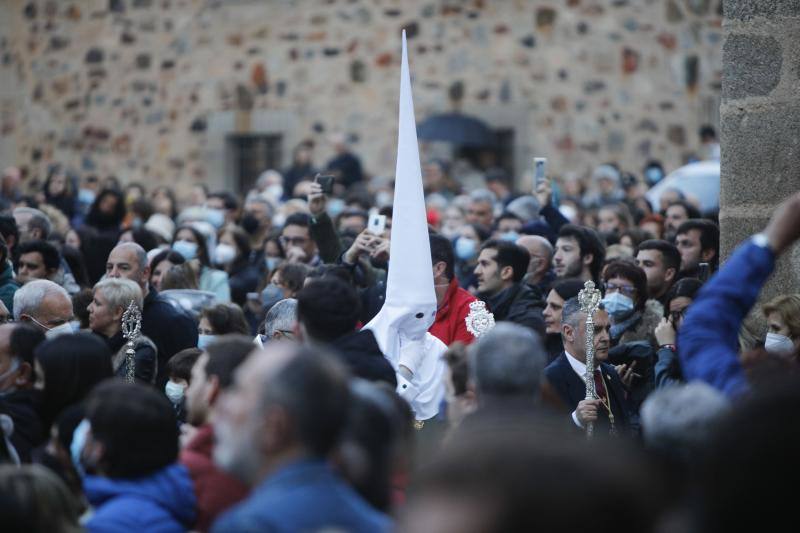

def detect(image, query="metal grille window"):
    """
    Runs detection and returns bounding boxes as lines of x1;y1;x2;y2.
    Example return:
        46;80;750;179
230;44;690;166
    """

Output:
227;134;283;194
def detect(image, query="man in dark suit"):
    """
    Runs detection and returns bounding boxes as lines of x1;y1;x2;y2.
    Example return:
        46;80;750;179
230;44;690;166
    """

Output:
544;296;633;434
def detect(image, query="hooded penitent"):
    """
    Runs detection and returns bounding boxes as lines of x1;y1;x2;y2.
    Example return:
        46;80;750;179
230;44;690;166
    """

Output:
364;31;446;422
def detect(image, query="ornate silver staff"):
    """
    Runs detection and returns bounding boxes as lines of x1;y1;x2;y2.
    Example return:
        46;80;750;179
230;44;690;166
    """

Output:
578;280;602;438
121;299;142;384
465;300;496;339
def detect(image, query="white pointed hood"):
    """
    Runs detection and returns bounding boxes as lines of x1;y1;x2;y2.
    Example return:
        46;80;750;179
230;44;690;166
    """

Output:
365;31;439;355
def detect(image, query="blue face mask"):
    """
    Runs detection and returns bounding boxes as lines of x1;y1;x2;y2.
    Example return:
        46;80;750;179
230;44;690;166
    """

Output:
173;240;198;261
70;419;91;479
500;231;520;242
197;334;216;350
455;237;477;261
261;284;285;310
265;257;280;272
601;291;635;320
644;167;664;186
206;208;225;229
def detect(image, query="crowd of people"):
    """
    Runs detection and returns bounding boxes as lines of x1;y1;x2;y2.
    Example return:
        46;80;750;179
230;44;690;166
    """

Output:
1;126;799;533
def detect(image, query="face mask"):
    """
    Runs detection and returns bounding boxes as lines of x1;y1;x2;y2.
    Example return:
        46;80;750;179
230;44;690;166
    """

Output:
131;217;143;230
265;184;283;201
327;198;346;218
173;240;198;261
241;213;260;235
70;419;90;479
265;257;280;272
164;380;186;405
765;332;795;354
207;208;225;229
78;189;96;205
455;237;477;261
601;291;635;320
46;322;75;339
214;243;237;265
500;231;520;242
644;167;664;186
272;213;287;228
197;334;216;350
261;284;284;310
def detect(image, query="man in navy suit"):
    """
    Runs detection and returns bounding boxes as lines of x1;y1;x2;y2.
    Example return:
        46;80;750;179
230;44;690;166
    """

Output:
544;297;633;434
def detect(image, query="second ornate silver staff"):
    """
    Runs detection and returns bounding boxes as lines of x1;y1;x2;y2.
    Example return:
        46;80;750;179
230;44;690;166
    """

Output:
578;280;602;438
121;299;142;384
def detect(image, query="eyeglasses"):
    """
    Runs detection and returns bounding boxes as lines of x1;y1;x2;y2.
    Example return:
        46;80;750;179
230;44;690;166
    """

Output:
604;282;636;297
280;236;308;247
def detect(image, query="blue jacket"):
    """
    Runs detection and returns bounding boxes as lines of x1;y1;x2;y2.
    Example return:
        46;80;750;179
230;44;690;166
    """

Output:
84;463;196;533
678;239;774;398
211;459;391;533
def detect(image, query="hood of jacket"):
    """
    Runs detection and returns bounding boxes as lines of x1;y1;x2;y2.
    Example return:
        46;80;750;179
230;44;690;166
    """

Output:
84;463;196;527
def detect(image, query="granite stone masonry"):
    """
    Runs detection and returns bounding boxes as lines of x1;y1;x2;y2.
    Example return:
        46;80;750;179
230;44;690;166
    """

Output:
721;0;800;297
0;0;723;195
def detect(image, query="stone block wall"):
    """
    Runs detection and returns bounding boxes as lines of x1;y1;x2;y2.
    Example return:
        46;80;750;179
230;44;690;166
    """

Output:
0;0;723;195
721;0;800;297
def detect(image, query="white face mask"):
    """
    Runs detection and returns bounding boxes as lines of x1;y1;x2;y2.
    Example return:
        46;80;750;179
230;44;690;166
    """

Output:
214;243;237;265
765;332;795;354
164;380;186;405
45;322;75;339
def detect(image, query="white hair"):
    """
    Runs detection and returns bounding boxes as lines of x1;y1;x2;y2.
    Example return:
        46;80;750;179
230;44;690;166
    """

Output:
640;382;730;457
263;298;297;338
93;278;143;312
13;279;70;321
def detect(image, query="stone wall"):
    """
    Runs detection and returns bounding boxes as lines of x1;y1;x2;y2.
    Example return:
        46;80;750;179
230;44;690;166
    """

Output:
0;0;723;195
720;0;800;296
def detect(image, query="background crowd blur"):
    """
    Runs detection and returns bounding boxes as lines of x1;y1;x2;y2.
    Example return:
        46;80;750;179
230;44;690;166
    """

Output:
0;120;799;533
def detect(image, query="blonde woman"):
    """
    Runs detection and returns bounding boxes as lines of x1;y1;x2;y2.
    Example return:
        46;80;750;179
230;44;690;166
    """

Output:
88;278;157;384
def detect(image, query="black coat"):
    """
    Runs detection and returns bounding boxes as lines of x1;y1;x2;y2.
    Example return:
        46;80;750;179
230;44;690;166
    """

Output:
544;353;634;434
228;261;263;307
142;288;198;387
483;282;546;336
331;330;396;387
0;390;43;462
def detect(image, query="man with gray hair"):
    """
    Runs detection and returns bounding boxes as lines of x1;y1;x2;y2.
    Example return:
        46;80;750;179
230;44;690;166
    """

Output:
13;207;52;244
211;342;390;532
467;322;546;407
544;297;633;435
12;279;73;338
466;189;496;228
517;234;555;298
261;298;297;342
640;382;729;461
106;242;198;385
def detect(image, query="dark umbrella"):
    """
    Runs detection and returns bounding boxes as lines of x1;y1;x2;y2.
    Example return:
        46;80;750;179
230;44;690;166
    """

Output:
417;112;497;147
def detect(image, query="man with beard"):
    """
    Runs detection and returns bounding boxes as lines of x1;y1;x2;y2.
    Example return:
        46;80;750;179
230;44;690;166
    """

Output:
211;343;391;532
474;240;545;336
552;225;605;283
544;297;634;435
180;335;252;532
675;219;719;279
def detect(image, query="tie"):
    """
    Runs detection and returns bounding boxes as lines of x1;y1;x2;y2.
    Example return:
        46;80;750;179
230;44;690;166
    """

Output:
594;370;608;402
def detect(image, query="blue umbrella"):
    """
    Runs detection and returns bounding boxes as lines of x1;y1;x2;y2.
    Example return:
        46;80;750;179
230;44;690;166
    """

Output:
417;112;497;147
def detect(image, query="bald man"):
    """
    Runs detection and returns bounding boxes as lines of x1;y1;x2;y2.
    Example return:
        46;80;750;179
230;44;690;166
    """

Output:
517;235;555;299
106;242;198;385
